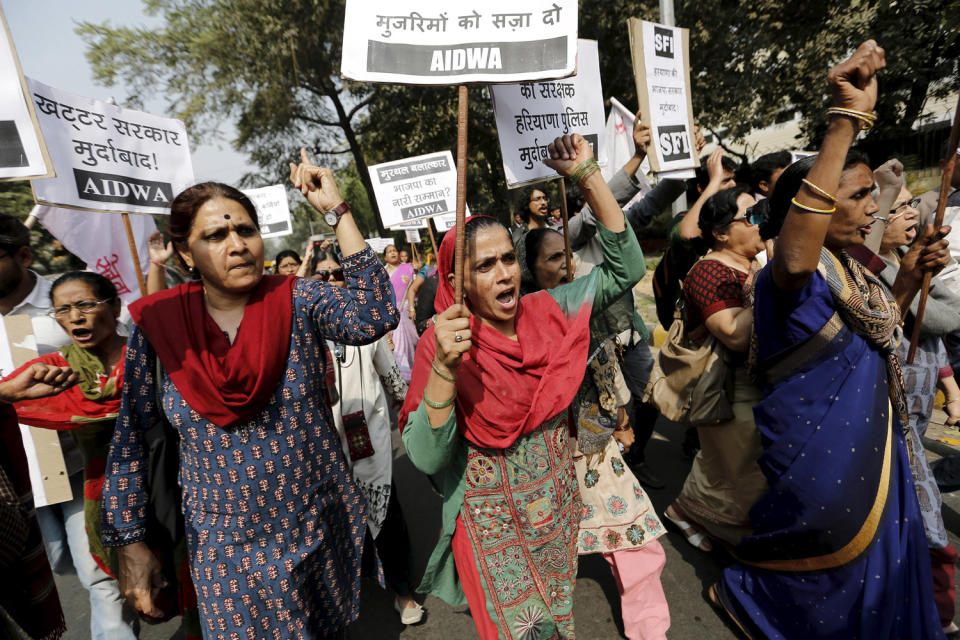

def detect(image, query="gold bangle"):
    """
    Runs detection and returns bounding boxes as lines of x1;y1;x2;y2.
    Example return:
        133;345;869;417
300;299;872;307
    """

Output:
431;361;455;384
826;107;877;131
577;164;601;186
791;197;836;215
800;179;837;203
423;390;456;409
569;158;599;184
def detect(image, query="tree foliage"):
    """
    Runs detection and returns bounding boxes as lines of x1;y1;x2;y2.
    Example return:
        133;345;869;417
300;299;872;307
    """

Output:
78;0;959;246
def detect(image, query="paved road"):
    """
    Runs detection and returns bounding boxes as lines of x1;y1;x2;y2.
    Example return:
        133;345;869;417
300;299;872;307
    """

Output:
54;417;960;639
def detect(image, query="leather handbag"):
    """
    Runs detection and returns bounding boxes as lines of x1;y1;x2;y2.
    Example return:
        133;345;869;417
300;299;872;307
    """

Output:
643;300;734;426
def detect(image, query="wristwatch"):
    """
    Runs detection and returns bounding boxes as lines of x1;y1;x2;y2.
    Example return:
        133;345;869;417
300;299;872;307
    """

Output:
324;201;350;227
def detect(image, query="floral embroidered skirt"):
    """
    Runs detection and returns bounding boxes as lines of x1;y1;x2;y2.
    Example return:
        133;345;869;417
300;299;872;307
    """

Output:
574;438;664;554
460;413;580;639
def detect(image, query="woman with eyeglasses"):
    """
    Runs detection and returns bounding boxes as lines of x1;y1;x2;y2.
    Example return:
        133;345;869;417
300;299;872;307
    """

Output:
316;250;424;625
0;272;198;632
662;185;769;554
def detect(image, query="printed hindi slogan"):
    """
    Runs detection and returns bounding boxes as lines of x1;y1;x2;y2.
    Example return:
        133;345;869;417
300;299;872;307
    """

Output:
491;39;606;187
341;0;577;85
241;185;293;239
369;151;469;228
628;19;697;173
27;78;195;214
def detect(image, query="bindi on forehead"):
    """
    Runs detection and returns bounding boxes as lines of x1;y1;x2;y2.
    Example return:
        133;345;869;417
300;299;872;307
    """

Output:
224;214;231;220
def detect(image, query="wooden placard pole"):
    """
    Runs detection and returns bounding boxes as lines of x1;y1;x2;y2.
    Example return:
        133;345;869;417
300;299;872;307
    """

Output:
558;177;573;278
907;94;960;364
426;219;440;262
453;85;469;305
121;212;147;297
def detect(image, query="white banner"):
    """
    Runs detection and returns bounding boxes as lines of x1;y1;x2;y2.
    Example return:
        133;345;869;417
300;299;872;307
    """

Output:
629;20;697;173
369;151;470;227
27;78;194;214
405;228;421;243
365;237;396;254
33;205;154;306
341;0;577;85
241;184;292;239
389;219;429;230
433;212;457;231
0;8;52;180
491;39;605;188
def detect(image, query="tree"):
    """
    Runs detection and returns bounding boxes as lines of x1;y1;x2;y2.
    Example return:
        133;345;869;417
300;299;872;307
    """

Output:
77;0;388;233
0;182;85;274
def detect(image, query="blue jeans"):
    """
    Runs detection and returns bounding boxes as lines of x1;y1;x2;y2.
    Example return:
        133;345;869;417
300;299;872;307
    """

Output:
35;475;138;640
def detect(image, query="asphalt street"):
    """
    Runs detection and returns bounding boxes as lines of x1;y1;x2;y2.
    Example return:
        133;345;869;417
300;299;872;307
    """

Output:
53;416;960;639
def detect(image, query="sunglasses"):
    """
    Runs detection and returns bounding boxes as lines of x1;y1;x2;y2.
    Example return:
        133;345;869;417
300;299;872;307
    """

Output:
730;207;763;227
313;268;344;282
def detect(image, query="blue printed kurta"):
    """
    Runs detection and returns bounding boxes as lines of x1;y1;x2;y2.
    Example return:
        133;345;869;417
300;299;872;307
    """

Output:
101;247;398;640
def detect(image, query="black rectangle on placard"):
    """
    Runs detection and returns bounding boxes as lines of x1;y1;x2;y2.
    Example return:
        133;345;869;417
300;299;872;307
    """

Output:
366;36;568;77
654;26;675;58
73;168;173;206
582;133;599;159
262;221;291;235
657;124;692;163
0;121;28;168
401;200;448;221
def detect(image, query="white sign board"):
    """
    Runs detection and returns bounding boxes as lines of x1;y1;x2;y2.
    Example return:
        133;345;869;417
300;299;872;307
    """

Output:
369;151;469;227
628;20;697;173
405;229;421;243
342;1;578;85
433;212;458;231
389;219;429;230
242;184;292;238
366;237;396;254
0;8;52;180
491;39;605;188
27;78;195;214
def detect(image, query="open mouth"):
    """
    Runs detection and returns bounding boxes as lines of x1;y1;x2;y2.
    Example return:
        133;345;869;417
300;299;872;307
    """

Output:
495;288;517;311
71;327;93;342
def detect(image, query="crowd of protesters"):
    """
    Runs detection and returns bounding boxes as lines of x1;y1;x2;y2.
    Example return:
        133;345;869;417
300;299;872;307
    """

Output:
4;36;960;640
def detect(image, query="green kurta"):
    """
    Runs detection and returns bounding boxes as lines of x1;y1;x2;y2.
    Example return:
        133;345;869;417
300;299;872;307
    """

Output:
401;221;645;610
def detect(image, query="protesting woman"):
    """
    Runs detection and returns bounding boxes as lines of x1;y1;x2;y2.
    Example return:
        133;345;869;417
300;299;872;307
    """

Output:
662;187;768;553
521;227;670;640
0;272;140;639
713;42;948;638
316;251;423;625
399;133;645;639
384;244;419;382
100;149;398;640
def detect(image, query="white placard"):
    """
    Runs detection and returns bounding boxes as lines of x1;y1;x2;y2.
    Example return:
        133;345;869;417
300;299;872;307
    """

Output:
0;8;52;180
241;184;292;238
629;20;697;173
341;1;578;85
405;229;421;243
433;212;457;231
27;78;195;214
491;39;605;188
369;151;469;227
365;237;396;253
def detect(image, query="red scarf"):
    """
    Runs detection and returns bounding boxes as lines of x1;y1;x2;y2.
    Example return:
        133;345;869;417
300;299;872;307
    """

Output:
5;351;124;430
129;275;296;428
398;217;592;448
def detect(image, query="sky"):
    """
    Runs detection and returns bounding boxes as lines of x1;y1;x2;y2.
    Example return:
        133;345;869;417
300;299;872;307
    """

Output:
4;0;256;185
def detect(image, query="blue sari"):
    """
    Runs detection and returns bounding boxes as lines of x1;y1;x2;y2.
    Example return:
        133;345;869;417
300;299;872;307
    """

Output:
717;262;943;639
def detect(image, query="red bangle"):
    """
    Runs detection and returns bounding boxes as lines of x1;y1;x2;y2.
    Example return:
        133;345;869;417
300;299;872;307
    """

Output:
150;260;167;269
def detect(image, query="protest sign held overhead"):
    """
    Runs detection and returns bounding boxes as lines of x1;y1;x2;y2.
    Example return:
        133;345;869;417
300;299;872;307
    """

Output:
405;228;421;243
27;78;194;214
368;151;469;228
389;218;429;230
628;19;697;173
341;0;577;85
365;237;395;254
433;212;457;231
0;7;52;180
491;39;605;188
241;184;293;239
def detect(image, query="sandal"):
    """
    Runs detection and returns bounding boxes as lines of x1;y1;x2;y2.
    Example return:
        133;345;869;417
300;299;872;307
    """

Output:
664;504;713;552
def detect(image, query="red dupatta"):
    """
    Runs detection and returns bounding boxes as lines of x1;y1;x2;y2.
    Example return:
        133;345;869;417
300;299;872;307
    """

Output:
129;275;296;428
398;216;593;449
6;350;124;430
